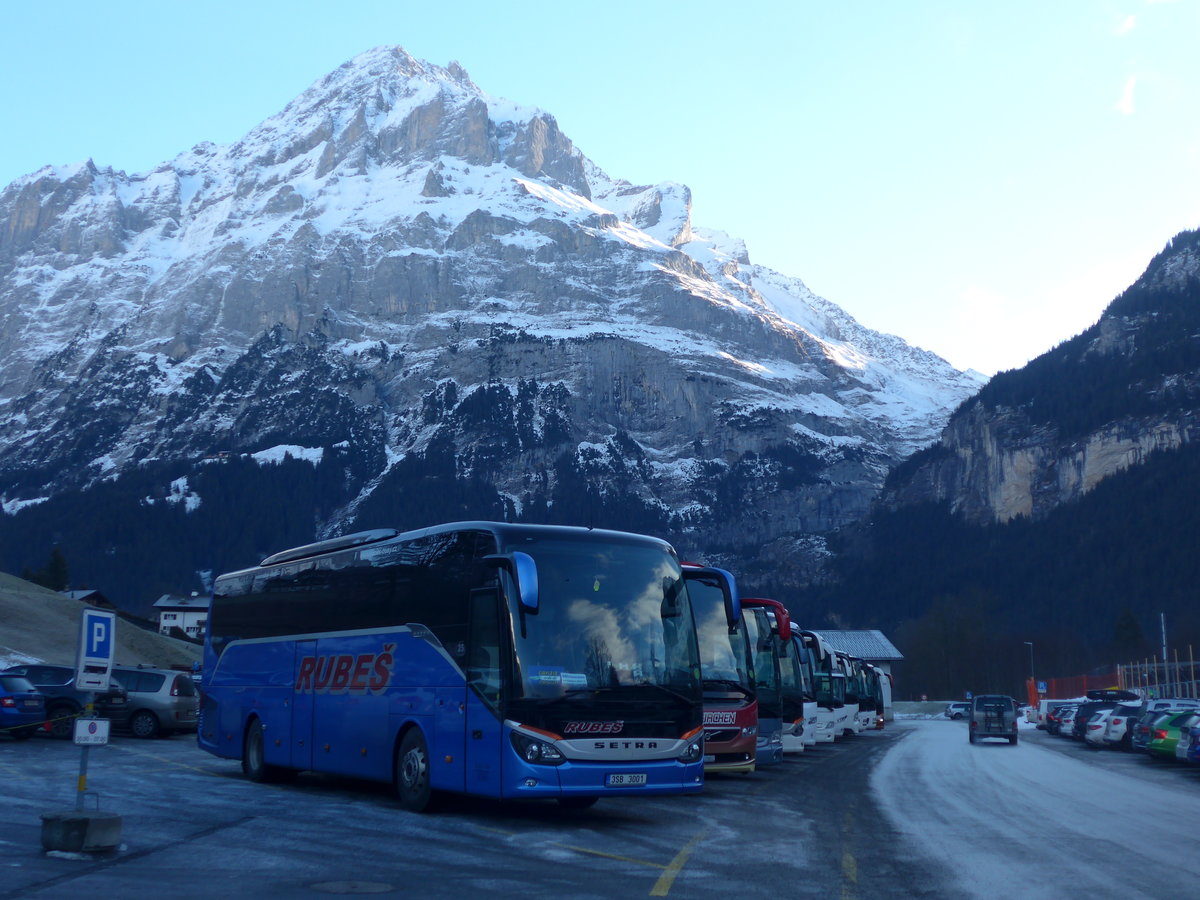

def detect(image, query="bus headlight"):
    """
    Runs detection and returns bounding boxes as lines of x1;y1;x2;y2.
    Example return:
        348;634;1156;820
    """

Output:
678;739;703;764
510;732;565;765
741;725;758;736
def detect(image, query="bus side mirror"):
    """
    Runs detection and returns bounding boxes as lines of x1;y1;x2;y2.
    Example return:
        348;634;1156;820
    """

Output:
681;567;741;629
483;552;539;612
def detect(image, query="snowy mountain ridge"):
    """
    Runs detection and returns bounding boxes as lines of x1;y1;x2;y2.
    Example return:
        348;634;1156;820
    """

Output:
0;46;982;598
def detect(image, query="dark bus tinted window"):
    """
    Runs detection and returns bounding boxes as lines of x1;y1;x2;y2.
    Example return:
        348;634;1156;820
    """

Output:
209;530;496;655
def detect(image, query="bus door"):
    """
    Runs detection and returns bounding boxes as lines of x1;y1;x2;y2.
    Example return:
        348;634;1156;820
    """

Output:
291;639;316;771
462;587;504;796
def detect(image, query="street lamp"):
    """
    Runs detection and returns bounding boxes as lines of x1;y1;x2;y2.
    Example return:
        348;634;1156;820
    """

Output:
1023;641;1035;683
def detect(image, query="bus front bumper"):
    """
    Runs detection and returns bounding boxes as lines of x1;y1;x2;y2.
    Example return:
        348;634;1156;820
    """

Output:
504;758;704;800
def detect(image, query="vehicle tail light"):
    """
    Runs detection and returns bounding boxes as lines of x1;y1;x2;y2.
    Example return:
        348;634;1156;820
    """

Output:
171;677;181;697
1153;729;1168;740
0;697;14;708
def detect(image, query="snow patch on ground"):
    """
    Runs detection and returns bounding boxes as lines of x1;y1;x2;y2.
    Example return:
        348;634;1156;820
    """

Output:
2;496;49;515
251;445;325;465
0;648;43;668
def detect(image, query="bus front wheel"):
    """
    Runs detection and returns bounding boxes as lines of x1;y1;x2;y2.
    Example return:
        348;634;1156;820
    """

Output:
395;729;434;812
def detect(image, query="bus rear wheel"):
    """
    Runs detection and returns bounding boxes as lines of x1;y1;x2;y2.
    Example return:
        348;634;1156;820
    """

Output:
242;718;292;783
395;729;435;812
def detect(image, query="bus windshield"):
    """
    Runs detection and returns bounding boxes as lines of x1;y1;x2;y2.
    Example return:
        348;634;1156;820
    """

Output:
744;608;780;716
502;537;701;701
688;577;753;697
777;629;804;721
815;672;845;707
795;641;815;700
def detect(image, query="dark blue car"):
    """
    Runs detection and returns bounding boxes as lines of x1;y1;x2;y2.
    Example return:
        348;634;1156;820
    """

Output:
0;674;46;740
0;664;130;739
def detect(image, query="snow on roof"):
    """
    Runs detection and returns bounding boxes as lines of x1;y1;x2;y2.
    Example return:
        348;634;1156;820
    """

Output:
153;594;211;611
815;629;904;660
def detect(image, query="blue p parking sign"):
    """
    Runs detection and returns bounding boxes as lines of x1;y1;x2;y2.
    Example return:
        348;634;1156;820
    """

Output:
76;608;116;691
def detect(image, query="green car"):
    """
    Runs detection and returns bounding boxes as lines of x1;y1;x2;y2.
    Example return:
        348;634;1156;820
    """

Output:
1146;711;1200;760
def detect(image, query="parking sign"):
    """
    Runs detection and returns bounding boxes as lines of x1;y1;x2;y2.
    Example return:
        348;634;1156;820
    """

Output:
75;608;116;691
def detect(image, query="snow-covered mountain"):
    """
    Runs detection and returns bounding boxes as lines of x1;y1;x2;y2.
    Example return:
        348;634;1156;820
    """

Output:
0;47;983;601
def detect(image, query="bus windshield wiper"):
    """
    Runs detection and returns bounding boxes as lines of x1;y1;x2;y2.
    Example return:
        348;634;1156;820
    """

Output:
528;688;603;704
629;682;696;706
703;678;754;698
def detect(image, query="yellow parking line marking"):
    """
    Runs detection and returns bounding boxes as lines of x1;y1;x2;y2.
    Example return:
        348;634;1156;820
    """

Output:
476;825;667;871
110;743;227;777
840;801;859;900
475;825;518;837
650;829;707;896
557;844;667;869
842;849;858;883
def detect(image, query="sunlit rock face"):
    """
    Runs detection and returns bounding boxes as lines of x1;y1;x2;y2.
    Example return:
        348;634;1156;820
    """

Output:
883;229;1200;525
0;46;981;590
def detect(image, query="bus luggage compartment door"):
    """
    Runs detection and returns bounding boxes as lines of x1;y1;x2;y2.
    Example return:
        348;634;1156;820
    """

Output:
291;640;315;771
434;686;467;792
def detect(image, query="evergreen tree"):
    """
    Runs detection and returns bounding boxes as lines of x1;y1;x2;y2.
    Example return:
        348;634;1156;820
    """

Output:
25;546;70;591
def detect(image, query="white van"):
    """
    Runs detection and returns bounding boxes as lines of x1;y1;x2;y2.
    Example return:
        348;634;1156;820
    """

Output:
1035;698;1078;729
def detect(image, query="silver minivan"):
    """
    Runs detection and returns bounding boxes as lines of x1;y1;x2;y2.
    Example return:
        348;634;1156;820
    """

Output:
945;701;971;720
112;666;199;738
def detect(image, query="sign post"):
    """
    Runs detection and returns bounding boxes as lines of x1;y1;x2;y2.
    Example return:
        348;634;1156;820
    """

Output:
41;608;123;854
74;609;115;812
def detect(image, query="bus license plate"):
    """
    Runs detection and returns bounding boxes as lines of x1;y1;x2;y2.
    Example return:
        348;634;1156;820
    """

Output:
605;773;647;787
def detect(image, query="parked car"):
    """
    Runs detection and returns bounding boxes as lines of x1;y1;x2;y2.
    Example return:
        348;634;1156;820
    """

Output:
1056;705;1080;737
1175;723;1195;762
112;666;199;738
968;694;1019;745
0;674;46;740
1045;703;1076;735
1100;702;1143;750
1187;723;1200;764
1084;708;1117;747
1131;700;1200;752
945;701;971;720
1146;711;1200;761
1070;700;1118;740
0;664;130;739
1034;697;1076;729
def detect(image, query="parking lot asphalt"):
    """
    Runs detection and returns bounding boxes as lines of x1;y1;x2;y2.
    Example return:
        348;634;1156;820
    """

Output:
0;726;928;899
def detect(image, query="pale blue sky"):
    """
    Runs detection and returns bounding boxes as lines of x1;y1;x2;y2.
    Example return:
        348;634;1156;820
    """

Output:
3;1;1197;374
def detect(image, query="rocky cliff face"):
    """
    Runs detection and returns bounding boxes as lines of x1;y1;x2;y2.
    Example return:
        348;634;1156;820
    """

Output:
0;47;982;596
884;229;1200;523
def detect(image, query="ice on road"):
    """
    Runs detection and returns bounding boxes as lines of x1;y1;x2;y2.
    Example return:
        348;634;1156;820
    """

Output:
871;719;1200;898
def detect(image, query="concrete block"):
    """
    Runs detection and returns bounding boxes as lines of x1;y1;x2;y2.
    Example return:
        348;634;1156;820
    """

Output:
40;810;123;853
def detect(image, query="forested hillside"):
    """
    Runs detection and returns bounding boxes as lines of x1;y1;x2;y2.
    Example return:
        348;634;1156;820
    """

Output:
807;441;1200;699
967;231;1200;442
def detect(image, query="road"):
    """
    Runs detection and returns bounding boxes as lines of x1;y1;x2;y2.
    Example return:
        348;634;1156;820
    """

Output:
873;718;1200;899
2;719;1197;898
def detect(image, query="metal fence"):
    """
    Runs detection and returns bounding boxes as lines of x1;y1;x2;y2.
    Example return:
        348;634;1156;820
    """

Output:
1025;646;1199;705
1116;648;1199;699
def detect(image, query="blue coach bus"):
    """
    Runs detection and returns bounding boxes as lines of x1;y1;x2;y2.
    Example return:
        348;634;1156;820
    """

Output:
199;522;714;811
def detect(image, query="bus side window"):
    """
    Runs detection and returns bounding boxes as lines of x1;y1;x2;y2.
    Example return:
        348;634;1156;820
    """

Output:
467;587;502;706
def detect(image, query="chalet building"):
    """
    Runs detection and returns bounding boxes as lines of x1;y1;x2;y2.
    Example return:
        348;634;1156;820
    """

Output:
815;629;904;677
154;593;211;639
61;589;117;610
816;629;904;721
